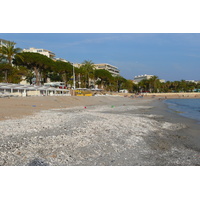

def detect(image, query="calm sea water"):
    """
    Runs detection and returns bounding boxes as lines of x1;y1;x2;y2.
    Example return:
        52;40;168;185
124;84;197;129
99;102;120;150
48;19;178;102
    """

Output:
165;99;200;123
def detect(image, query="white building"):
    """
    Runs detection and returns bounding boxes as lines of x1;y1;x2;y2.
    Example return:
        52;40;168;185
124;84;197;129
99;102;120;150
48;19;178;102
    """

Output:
0;39;16;63
0;38;11;47
186;80;198;84
72;63;120;77
55;58;69;63
93;63;120;76
133;74;154;83
72;63;83;68
23;47;56;59
133;74;165;84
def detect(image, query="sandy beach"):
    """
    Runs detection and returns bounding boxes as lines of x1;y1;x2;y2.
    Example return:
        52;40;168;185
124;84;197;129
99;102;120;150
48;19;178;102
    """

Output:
0;95;200;166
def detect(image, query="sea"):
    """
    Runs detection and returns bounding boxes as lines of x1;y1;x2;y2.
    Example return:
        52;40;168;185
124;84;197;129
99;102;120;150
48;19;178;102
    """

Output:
164;98;200;123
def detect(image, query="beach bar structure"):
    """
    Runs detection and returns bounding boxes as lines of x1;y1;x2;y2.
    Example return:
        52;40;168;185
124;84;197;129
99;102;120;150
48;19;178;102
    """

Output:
0;83;71;97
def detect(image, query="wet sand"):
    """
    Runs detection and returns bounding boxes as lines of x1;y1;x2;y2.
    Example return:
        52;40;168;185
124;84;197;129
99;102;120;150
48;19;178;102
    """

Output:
149;99;200;155
0;96;200;165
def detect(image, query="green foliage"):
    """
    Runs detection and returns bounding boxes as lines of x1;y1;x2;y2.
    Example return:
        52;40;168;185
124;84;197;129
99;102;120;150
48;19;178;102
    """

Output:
122;80;134;92
94;69;113;90
0;63;13;82
0;41;22;64
80;60;95;88
52;61;73;84
13;52;55;85
2;40;199;93
136;76;199;93
0;41;22;82
0;63;28;83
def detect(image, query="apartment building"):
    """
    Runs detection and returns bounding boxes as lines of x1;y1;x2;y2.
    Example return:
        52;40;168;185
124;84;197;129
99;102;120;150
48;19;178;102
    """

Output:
72;63;120;77
133;74;165;84
55;58;69;62
23;47;56;59
72;63;83;68
94;63;120;76
0;39;17;65
186;80;199;84
133;74;154;83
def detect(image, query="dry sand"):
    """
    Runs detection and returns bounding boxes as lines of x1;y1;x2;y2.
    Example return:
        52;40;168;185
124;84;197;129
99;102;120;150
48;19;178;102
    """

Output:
0;96;127;121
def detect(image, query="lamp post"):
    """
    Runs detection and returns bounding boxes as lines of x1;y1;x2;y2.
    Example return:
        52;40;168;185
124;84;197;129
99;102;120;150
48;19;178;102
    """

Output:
72;65;76;96
73;65;76;90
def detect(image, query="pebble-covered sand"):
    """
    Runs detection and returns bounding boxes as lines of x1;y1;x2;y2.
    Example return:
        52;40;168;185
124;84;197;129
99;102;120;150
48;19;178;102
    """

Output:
0;96;200;166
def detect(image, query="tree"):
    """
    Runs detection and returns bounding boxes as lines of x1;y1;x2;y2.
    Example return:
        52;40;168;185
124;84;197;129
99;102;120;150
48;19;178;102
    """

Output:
0;41;22;82
14;52;55;85
94;69;113;90
164;81;172;92
122;80;134;93
52;61;73;84
113;76;126;92
148;76;161;93
8;66;28;83
0;63;13;82
80;60;95;88
138;79;150;92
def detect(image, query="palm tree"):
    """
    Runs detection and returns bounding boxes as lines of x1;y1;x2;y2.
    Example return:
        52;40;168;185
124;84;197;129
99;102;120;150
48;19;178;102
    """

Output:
95;69;113;90
138;79;149;92
80;60;95;88
148;76;160;93
0;41;22;82
164;81;171;92
172;81;179;92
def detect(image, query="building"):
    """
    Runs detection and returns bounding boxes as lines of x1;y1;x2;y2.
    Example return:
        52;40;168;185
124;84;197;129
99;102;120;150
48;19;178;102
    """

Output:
23;47;56;59
133;74;165;84
133;74;154;83
55;58;69;63
0;39;12;47
72;63;120;77
93;63;120;76
0;39;15;63
186;80;199;84
72;63;83;68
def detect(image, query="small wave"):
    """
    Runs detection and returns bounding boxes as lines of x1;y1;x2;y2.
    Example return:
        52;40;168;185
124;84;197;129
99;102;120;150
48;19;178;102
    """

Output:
165;99;200;123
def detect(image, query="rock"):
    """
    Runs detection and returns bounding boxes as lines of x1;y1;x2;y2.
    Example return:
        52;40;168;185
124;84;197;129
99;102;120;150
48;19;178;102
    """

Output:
28;158;49;166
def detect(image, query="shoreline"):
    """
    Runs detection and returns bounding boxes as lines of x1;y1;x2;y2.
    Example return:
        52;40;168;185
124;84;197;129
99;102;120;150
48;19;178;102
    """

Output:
146;99;200;158
0;96;200;165
158;99;200;152
118;92;200;100
0;95;199;121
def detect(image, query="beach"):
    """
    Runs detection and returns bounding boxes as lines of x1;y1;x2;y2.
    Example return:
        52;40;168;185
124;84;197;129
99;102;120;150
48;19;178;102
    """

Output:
0;96;200;166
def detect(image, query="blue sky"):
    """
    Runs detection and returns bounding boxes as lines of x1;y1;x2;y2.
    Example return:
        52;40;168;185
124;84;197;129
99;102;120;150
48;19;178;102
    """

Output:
1;33;200;82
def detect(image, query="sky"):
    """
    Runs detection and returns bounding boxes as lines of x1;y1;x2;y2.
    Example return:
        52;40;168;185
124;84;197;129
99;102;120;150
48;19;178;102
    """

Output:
1;33;200;82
